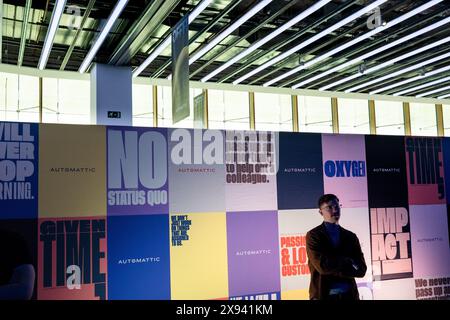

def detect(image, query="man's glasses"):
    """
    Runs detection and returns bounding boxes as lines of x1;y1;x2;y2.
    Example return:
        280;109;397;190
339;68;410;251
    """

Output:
320;204;342;212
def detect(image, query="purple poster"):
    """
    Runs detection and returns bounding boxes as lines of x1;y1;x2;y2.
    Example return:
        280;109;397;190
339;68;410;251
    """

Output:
410;204;450;278
226;211;280;296
107;127;169;215
322;134;368;208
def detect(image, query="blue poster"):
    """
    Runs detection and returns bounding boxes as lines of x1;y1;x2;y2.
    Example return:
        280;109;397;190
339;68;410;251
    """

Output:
107;214;171;299
276;132;324;209
0;122;38;219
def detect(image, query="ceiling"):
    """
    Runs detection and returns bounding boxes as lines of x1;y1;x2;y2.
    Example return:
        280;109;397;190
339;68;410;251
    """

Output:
1;0;450;99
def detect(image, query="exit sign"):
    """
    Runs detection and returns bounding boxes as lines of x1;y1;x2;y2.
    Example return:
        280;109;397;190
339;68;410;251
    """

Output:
108;111;121;119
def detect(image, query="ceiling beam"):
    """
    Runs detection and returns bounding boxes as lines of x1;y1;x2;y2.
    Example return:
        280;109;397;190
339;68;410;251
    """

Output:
189;0;297;79
310;19;449;90
60;0;96;70
18;0;32;67
279;10;449;89
393;74;450;97
132;0;215;77
219;0;359;84
382;71;450;96
334;40;450;93
78;0;130;73
149;0;243;78
109;0;168;65
109;0;180;66
38;0;67;70
246;1;406;86
253;0;442;87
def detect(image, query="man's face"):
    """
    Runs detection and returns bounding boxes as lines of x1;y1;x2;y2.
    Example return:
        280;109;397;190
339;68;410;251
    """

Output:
319;199;341;224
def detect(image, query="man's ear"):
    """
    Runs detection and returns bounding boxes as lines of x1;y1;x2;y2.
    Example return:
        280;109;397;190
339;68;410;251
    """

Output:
318;210;323;216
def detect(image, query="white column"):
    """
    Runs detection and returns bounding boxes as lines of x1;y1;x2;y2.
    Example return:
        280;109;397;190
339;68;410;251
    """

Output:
90;63;132;125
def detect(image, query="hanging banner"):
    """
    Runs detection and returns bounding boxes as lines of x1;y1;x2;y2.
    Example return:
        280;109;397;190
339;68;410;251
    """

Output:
194;93;205;129
172;15;190;124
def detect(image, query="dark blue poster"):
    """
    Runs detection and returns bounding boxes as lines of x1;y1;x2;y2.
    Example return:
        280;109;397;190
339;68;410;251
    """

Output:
443;138;450;242
0;122;38;219
276;132;324;209
107;214;171;299
0;218;37;299
442;137;450;205
365;135;409;208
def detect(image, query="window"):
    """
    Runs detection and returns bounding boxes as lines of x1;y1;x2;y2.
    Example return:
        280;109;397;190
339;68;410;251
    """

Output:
338;98;369;134
58;79;90;124
0;72;39;122
158;86;201;129
254;92;292;132
297;96;332;133
374;100;404;136
208;89;249;130
18;75;40;122
42;78;90;124
410;102;437;137
133;83;153;127
441;104;450;136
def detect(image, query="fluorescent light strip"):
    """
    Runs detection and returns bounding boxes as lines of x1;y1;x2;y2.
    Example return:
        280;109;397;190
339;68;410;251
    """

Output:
320;35;450;91
416;84;450;97
264;0;443;87
292;16;450;89
133;37;171;77
319;74;360;91
438;93;450;99
38;0;67;70
133;0;213;78
200;0;331;82
189;0;272;65
232;0;388;85
345;51;450;93
393;75;450;96
370;65;450;94
79;0;129;73
188;0;213;23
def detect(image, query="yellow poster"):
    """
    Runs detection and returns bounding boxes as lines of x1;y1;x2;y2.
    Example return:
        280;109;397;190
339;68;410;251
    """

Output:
39;124;106;218
281;289;309;300
170;212;228;299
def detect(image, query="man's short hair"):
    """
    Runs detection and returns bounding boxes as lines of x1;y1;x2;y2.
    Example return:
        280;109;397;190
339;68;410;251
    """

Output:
318;194;339;208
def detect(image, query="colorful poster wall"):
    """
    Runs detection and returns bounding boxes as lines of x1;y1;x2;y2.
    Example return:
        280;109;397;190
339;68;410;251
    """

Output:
1;121;449;300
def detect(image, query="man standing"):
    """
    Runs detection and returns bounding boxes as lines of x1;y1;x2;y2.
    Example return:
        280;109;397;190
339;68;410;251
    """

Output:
306;194;367;300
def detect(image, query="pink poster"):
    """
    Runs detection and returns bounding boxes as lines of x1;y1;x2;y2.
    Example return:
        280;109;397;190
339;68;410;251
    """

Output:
322;134;368;208
370;207;413;281
373;278;417;300
225;130;278;211
405;137;446;205
37;217;107;300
